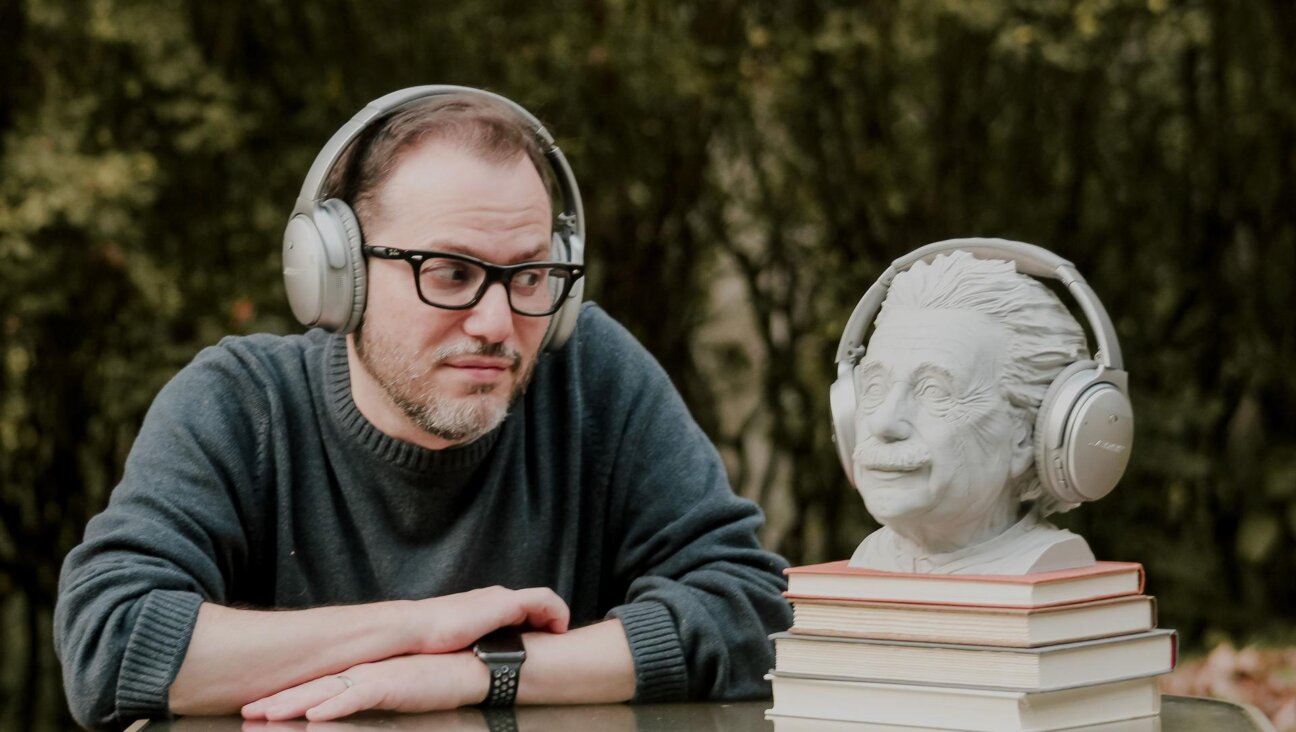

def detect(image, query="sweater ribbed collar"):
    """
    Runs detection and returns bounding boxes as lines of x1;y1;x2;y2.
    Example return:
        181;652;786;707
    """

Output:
322;333;502;474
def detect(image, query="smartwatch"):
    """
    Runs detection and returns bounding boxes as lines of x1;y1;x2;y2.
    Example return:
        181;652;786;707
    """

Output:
473;626;526;707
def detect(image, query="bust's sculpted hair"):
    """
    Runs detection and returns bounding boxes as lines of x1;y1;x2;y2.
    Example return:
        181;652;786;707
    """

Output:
877;251;1089;514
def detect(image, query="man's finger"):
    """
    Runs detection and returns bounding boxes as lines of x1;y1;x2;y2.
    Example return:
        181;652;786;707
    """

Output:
248;676;347;721
416;586;572;653
510;587;571;633
238;720;301;732
304;686;372;722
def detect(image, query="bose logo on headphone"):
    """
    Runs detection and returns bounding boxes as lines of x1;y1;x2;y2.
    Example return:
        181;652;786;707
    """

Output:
828;238;1134;510
281;85;587;352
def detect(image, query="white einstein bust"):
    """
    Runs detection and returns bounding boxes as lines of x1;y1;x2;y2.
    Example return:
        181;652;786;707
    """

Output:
848;251;1097;575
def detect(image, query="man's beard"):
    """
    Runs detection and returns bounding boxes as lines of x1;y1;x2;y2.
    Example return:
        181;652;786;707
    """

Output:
354;324;537;444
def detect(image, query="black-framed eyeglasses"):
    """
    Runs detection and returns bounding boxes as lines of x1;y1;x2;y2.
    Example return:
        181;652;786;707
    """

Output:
363;245;586;317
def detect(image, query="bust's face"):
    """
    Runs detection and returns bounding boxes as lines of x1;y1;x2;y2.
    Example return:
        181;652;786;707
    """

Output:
852;307;1028;533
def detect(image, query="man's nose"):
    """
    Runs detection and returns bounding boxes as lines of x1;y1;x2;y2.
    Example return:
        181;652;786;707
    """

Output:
866;383;914;442
462;282;516;343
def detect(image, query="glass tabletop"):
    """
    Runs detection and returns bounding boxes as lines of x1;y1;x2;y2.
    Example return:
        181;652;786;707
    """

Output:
131;696;1275;732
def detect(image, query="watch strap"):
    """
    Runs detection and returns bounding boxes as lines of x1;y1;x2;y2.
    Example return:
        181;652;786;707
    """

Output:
481;706;520;732
474;626;525;707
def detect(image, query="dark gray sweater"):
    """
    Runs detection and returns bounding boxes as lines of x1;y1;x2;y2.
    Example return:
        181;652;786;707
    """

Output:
54;304;791;730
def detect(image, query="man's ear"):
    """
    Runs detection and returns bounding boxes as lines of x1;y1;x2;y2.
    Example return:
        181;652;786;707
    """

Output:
1010;411;1035;479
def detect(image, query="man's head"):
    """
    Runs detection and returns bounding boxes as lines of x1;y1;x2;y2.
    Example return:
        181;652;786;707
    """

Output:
325;94;560;447
851;252;1089;539
323;94;560;234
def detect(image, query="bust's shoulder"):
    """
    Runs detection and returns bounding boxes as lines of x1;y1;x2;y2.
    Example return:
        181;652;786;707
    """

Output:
847;519;1096;575
848;528;906;571
963;523;1095;575
1017;526;1096;573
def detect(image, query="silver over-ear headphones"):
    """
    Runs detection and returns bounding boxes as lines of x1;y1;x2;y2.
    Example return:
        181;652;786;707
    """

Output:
829;238;1134;509
282;85;586;351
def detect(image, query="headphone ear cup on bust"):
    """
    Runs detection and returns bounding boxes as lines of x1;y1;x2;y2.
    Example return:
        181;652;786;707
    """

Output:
1034;360;1094;508
1034;360;1134;507
829;370;859;487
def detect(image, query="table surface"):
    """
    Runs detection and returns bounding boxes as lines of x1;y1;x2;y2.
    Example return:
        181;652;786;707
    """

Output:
131;695;1276;732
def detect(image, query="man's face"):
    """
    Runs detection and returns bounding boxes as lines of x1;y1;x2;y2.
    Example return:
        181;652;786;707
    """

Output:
352;141;553;445
852;308;1031;533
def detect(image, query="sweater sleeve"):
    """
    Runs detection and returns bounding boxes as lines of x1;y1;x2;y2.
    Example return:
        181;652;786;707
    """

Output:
582;309;792;702
54;342;269;730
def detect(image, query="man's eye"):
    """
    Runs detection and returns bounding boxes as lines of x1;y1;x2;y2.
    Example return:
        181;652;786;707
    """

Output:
512;268;547;290
424;263;474;285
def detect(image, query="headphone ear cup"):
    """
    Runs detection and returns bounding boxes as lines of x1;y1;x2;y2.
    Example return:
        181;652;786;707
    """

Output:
829;370;859;488
542;231;583;352
1034;360;1093;508
1035;360;1133;506
315;199;368;334
545;279;583;352
283;212;329;328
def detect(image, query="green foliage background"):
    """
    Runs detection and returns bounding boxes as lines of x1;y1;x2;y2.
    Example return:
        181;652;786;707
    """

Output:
1;0;1293;728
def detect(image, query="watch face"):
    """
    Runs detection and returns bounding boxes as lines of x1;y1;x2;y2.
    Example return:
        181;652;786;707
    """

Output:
475;626;527;662
475;626;526;708
477;647;527;663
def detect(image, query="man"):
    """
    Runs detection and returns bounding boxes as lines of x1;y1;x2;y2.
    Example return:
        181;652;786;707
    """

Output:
55;90;790;729
848;250;1095;574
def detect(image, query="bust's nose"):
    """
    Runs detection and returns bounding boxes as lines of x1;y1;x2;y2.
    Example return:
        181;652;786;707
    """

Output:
867;383;914;442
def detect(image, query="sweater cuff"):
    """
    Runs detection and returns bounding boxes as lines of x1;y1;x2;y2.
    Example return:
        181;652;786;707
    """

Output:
117;589;204;722
607;601;689;702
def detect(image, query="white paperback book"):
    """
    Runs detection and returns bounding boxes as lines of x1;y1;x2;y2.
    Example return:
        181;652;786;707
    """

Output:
765;673;1162;732
767;712;1162;732
772;628;1176;691
788;594;1156;647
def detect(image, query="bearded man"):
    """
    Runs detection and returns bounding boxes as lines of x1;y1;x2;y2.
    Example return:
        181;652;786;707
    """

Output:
55;89;790;729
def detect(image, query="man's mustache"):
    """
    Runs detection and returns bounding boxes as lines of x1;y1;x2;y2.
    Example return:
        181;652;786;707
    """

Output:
854;438;931;472
430;340;522;373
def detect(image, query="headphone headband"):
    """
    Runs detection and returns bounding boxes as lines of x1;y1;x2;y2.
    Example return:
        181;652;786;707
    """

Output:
835;237;1123;371
291;85;585;242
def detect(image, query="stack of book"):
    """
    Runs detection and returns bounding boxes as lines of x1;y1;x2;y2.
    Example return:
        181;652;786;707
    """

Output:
766;561;1177;732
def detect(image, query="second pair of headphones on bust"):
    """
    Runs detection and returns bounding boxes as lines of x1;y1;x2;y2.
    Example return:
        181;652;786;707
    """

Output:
282;85;586;352
830;238;1134;509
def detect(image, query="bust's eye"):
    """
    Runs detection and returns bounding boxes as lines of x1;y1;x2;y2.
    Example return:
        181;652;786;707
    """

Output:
858;373;888;410
914;377;952;407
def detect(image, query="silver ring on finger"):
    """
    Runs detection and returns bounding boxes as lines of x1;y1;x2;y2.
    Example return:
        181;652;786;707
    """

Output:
335;674;354;689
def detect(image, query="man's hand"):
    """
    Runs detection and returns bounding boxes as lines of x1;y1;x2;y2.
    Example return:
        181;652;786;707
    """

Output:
238;619;635;722
407;586;569;654
170;586;569;715
240;652;487;722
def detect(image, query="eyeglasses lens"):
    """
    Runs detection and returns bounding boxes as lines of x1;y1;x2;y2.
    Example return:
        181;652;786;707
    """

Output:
418;258;569;315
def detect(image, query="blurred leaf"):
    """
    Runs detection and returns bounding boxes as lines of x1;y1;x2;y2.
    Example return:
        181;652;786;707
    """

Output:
1237;513;1281;565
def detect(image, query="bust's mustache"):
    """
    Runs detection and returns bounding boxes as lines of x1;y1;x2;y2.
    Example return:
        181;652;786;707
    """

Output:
854;439;931;473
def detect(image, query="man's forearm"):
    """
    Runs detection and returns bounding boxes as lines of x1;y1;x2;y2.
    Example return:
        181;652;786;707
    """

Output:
239;618;636;721
172;586;571;716
514;619;636;704
169;600;418;715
